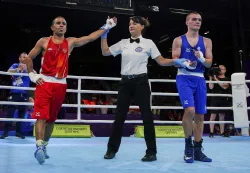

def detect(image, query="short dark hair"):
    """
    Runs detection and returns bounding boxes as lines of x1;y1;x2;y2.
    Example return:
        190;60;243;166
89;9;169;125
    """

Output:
130;16;150;34
186;11;202;21
51;16;66;26
130;16;150;27
19;52;27;57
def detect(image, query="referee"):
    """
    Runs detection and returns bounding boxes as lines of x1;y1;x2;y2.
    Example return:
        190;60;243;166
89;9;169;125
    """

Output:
101;16;187;161
0;52;31;139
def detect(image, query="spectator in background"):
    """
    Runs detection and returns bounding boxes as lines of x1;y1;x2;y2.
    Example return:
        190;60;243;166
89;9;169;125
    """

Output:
208;65;231;137
0;52;31;139
97;94;112;114
18;97;35;136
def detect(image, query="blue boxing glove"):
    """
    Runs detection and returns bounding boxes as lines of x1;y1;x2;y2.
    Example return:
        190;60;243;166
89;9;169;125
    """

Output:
101;29;109;39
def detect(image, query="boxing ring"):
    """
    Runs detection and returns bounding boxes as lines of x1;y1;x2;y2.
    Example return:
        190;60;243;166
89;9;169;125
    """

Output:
0;71;250;173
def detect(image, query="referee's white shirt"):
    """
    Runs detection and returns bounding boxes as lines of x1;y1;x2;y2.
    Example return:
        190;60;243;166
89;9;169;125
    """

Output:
109;35;161;75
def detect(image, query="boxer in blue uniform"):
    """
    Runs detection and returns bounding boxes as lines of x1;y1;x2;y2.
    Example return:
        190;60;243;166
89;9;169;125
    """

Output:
172;12;213;163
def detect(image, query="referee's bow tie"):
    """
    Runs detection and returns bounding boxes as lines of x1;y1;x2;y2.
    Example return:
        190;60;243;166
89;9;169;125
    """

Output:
130;38;140;43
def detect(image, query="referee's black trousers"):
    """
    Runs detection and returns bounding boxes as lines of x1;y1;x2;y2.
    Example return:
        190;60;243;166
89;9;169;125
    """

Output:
107;75;157;155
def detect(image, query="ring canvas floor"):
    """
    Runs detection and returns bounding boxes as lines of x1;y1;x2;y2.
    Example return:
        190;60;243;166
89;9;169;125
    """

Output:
0;136;249;173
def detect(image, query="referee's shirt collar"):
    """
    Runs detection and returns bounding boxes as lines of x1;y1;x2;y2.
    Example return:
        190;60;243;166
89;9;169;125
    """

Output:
131;35;143;39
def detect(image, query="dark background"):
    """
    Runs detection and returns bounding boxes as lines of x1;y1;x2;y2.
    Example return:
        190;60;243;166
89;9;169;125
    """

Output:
1;0;250;78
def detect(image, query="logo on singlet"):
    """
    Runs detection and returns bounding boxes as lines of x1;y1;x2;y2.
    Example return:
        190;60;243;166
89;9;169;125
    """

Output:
35;112;40;116
135;47;143;52
63;48;67;53
186;48;190;52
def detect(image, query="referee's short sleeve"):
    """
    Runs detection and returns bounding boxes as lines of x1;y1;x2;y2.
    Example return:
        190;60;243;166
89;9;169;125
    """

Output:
150;40;161;59
109;40;123;57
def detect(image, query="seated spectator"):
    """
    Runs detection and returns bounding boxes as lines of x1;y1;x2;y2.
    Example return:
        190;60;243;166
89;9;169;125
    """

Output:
97;94;112;114
82;96;97;113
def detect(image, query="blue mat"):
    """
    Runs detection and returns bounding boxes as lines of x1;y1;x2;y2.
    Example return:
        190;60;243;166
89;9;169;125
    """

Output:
0;136;250;173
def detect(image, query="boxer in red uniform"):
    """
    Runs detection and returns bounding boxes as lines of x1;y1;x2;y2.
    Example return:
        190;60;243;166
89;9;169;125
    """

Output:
25;16;117;164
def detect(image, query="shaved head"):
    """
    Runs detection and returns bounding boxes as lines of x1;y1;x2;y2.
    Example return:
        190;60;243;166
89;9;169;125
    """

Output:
186;12;202;21
51;16;66;26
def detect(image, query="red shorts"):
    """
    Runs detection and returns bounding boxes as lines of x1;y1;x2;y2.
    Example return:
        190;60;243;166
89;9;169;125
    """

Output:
32;82;67;122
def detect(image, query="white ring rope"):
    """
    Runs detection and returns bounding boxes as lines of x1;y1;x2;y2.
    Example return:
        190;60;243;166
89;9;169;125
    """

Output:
0;71;248;125
0;85;232;97
0;71;233;83
0;101;233;110
0;118;235;124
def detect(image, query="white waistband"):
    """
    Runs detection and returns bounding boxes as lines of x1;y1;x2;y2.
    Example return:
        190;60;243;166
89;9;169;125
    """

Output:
177;68;204;77
40;74;67;84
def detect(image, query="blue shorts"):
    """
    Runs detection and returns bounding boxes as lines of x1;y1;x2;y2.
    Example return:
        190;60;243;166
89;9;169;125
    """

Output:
176;75;207;114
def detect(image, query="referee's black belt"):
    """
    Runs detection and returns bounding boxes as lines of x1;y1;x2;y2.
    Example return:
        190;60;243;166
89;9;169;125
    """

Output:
121;73;147;79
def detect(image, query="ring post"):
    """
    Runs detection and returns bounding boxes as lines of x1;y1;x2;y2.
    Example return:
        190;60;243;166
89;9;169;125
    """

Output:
77;78;81;121
231;73;249;136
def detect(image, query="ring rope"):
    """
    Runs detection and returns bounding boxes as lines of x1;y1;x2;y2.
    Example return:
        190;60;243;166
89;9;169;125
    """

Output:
0;85;233;97
0;71;233;84
0;101;233;110
0;71;247;126
0;118;236;124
